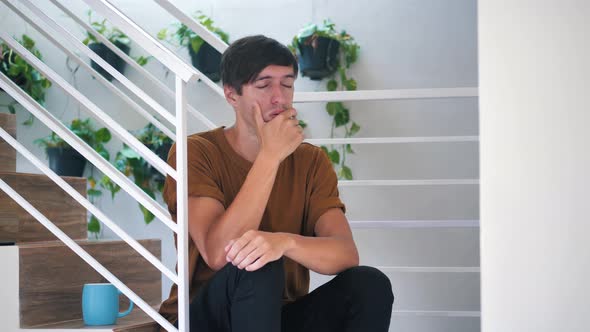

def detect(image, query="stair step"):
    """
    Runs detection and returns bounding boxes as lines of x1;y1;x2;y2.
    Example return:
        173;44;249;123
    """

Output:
22;305;159;331
0;171;87;243
0;113;17;172
19;239;162;328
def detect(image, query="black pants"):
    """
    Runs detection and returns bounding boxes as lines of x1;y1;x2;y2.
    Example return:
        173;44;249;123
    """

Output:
177;258;394;331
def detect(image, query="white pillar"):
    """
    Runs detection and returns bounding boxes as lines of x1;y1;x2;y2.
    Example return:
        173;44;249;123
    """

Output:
479;1;590;331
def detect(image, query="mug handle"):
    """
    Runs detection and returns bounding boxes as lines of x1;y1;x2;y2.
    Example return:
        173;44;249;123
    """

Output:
117;289;134;318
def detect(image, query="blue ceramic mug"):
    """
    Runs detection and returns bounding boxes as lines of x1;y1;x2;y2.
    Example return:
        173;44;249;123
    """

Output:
82;283;134;325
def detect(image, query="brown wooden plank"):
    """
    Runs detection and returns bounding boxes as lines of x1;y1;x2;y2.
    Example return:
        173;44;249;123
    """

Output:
0;172;87;243
19;239;162;327
26;305;160;331
0;113;16;172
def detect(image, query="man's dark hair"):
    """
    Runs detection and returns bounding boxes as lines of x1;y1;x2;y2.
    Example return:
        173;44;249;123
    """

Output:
220;35;298;95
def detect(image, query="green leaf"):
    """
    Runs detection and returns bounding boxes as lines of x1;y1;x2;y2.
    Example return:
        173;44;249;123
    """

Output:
334;107;350;127
346;144;355;154
326;102;342;116
97;148;110;161
340;165;353;180
298;120;307;129
321;146;330;156
134;56;151;66
22;34;35;49
190;37;205;54
22;115;34;126
157;28;168;40
349;122;360;136
87;188;103;197
344;79;357;91
95;128;111;143
328;149;340;164
88;215;101;234
7;104;16;114
8;65;21;77
120;146;140;159
327;79;338;91
139;204;155;224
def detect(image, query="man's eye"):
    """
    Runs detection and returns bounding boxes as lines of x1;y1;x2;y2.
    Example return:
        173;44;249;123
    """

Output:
256;85;269;89
282;84;293;88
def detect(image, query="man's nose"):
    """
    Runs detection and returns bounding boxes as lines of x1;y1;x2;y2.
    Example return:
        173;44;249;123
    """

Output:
270;84;286;105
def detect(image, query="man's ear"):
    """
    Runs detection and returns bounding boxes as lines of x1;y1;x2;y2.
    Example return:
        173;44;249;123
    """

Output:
224;85;239;107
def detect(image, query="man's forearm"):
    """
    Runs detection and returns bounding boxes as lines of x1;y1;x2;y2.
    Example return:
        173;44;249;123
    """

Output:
205;152;279;268
281;233;360;275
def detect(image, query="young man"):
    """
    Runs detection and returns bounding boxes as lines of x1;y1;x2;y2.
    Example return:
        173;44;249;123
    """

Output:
159;35;393;332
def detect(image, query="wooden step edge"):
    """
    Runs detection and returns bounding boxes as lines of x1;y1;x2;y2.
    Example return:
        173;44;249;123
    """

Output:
18;238;161;249
0;171;87;182
24;305;162;331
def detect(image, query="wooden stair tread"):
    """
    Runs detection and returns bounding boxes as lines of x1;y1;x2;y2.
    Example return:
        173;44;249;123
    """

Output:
0;170;87;181
17;238;160;248
0;171;87;243
0;113;16;172
26;305;160;331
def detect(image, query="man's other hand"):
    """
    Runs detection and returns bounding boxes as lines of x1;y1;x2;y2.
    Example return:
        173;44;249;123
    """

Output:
224;230;292;271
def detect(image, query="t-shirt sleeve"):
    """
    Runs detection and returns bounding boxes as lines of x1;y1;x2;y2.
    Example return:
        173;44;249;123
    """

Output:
162;138;225;218
304;147;346;236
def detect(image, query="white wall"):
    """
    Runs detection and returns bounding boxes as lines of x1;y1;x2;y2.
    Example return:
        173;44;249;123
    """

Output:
1;1;478;331
479;1;590;331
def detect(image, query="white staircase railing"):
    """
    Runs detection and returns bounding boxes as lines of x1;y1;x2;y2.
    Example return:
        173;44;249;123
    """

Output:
0;0;481;329
1;0;198;330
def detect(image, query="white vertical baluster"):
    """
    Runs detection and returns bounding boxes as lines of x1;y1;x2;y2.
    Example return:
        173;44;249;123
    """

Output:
176;75;190;331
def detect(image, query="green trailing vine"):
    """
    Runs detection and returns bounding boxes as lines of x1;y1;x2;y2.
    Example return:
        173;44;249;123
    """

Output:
0;34;52;126
290;20;360;180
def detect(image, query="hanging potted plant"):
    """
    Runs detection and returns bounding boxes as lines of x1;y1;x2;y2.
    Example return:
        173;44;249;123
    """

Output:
290;20;361;180
0;34;52;125
289;19;358;81
105;123;172;224
83;10;151;81
33;118;112;177
158;11;229;82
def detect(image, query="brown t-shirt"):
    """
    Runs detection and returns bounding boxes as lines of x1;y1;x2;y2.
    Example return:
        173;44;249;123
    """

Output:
158;126;346;325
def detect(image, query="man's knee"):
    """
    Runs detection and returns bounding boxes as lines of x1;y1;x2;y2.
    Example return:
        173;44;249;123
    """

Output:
226;257;285;297
337;265;394;307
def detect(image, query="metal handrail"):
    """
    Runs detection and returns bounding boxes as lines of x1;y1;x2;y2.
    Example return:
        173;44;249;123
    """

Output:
0;72;178;233
48;0;217;130
154;0;229;54
51;0;198;82
18;0;176;126
0;127;178;283
0;33;176;179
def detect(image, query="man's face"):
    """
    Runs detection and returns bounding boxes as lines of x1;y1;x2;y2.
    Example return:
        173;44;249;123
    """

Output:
231;65;296;124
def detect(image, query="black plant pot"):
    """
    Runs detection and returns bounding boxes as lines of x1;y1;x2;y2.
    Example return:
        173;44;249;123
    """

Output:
188;42;222;82
46;147;87;177
147;142;173;182
297;36;340;80
88;42;131;82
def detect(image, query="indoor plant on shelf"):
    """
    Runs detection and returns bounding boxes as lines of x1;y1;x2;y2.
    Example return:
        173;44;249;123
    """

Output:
158;11;229;82
33;117;112;177
34;118;113;239
83;10;151;81
290;20;361;180
0;34;52;125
